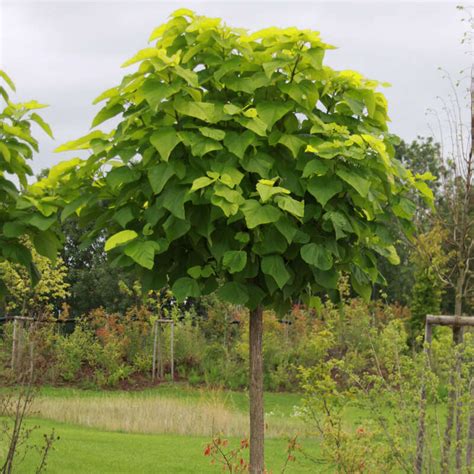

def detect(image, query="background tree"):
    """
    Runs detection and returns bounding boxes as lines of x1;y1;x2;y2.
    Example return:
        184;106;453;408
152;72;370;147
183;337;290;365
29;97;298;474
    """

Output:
60;218;139;316
426;8;473;466
427;70;473;318
0;242;69;318
374;136;444;306
0;70;61;300
45;10;431;471
35;168;139;316
408;225;450;342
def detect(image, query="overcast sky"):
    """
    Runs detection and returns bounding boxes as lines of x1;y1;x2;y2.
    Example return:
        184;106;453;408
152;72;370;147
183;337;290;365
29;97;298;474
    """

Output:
0;0;470;174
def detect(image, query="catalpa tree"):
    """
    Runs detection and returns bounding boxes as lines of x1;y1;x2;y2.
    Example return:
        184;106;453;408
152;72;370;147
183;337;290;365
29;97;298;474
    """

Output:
46;10;432;471
0;70;60;298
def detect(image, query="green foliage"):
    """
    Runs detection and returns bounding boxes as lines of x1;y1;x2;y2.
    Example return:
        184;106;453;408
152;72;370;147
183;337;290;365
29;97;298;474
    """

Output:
298;310;474;472
156;286;413;392
59;218;138;316
0;70;61;299
27;307;153;388
0;240;69;317
409;225;450;341
396;136;444;214
46;10;431;310
0;283;410;392
53;321;97;382
375;137;444;306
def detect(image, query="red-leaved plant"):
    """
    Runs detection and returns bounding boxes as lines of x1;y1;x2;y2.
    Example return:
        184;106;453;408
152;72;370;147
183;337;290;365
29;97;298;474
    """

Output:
204;434;299;473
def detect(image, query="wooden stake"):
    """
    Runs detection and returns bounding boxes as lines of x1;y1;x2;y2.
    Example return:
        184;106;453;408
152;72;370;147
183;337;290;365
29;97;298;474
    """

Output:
152;320;158;382
157;322;163;380
170;321;174;382
415;317;433;473
11;317;18;371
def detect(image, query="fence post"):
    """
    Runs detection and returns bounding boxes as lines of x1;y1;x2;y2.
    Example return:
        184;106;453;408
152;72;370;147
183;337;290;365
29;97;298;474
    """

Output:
170;321;174;382
157;321;164;379
152;320;158;382
11;317;18;371
415;316;433;472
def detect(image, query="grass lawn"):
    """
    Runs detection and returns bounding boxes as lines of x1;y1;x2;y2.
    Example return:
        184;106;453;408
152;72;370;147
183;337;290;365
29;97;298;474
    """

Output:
16;418;320;474
21;384;303;439
2;384;321;472
35;383;303;417
3;384;443;473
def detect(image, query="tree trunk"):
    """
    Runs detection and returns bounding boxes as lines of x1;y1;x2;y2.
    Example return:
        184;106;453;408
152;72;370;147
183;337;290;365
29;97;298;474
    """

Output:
454;326;464;473
249;305;264;473
466;382;474;473
415;318;432;473
454;279;463;319
441;324;463;473
467;59;474;474
454;284;464;472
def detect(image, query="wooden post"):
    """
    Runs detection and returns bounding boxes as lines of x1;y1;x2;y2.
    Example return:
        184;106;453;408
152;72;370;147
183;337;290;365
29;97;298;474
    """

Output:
414;315;474;474
453;325;464;474
152;320;158;382
152;319;175;382
441;324;464;473
11;317;18;371
425;315;474;327
224;311;227;351
466;381;474;473
170;321;174;382
415;316;433;473
28;331;35;382
157;322;163;380
249;305;264;473
415;315;474;473
466;59;474;474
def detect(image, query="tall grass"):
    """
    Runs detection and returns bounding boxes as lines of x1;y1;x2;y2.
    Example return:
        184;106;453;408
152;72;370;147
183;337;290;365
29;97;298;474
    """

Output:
31;394;302;438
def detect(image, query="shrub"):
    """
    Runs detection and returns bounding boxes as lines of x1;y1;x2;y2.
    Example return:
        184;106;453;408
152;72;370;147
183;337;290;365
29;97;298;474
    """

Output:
54;322;97;382
298;313;474;472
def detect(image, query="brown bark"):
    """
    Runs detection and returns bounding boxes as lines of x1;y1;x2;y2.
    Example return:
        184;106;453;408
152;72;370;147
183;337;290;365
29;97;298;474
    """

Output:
454;326;464;473
454;279;464;320
441;325;463;473
426;315;474;326
249;306;264;473
152;321;158;381
466;59;474;474
453;281;464;472
415;318;432;473
466;382;474;473
11;317;18;371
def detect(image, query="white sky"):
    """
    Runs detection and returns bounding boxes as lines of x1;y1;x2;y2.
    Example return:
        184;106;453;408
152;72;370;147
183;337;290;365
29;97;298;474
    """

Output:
0;0;471;174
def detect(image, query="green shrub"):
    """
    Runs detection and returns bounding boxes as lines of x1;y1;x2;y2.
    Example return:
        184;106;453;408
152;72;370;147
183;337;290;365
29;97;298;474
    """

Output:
0;289;424;393
54;322;96;382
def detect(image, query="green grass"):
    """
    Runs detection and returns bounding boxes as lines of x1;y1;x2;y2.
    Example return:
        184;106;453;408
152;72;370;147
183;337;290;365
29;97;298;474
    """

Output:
34;383;303;417
4;384;443;473
2;385;317;472
15;418;319;474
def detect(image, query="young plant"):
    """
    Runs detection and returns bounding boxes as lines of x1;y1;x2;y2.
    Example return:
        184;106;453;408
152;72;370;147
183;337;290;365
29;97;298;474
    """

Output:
204;435;249;473
46;10;431;470
299;315;474;473
0;385;58;474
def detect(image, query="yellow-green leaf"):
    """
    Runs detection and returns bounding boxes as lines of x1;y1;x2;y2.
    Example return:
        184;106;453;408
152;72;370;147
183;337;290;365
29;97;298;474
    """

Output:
104;230;138;252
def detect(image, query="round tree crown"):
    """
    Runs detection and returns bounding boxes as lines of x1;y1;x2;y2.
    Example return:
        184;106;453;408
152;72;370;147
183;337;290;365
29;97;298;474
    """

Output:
50;9;433;312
